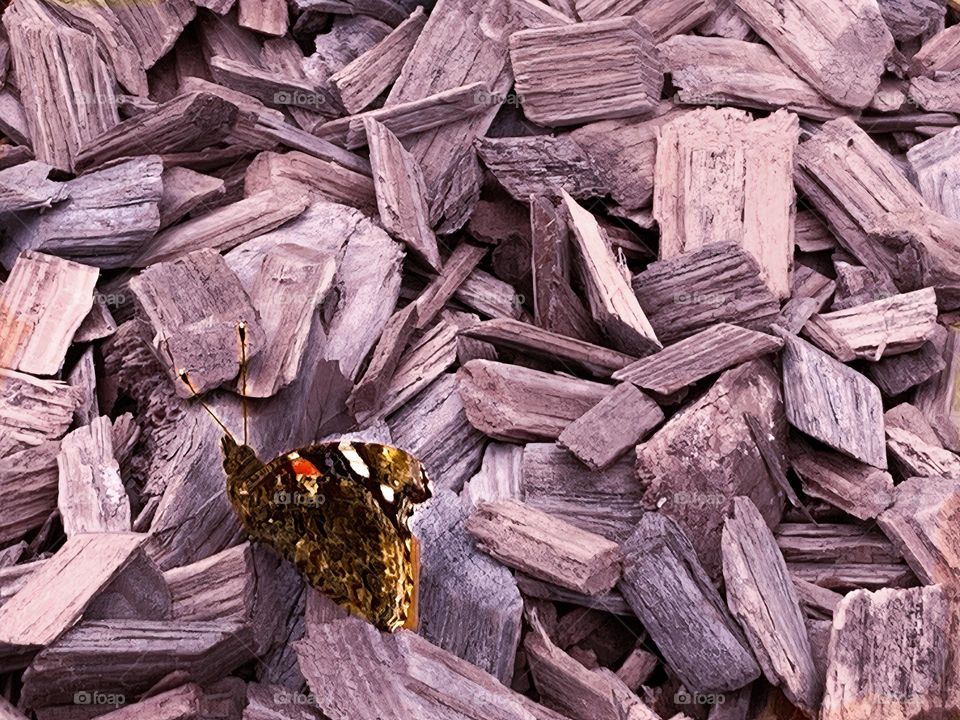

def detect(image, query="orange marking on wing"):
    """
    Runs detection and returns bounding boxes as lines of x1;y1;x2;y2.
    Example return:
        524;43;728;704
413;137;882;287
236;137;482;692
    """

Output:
291;458;321;477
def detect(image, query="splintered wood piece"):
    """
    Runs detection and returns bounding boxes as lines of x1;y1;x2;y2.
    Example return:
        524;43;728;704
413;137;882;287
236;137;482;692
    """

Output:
414;489;522;684
613;323;784;396
245;150;376;213
779;331;887;469
908;72;960;113
618;513;761;694
908;126;960;221
878;476;960;586
238;0;288;35
138;189;309;266
57;417;131;537
0;533;145;648
658;35;846;121
796;118;960;298
3;15;119;172
0;162;66;213
460;318;635;377
530;196;600;343
885;423;960;480
364;117;441;271
21;619;254;708
654;108;798;299
573;0;714;38
524;623;657;720
637;359;786;578
462;442;522;508
158;167;226;230
821;586;960;720
734;0;894;109
880;0;945;41
243;246;337;398
0;370;80;458
130;248;264;397
210;57;338;115
0;441;60;545
348;303;419;418
866;326;948;397
74;93;239;172
795;210;838;253
915;326;960;451
0;251;98;376
509;16;663;126
558;383;663;470
3;157;164;271
521;443;644;543
458;359;610;442
722;497;823;714
633;242;781;344
414;242;487;330
295;615;571;720
563;192;660;355
331;8;427;114
803;288;939;362
386;374;486;493
477;136;607;204
467;500;623;595
789;440;895;521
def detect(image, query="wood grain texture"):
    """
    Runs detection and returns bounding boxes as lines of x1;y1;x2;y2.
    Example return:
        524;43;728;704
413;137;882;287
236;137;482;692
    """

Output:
618;513;761;694
467;500;623;595
238;0;288;36
510;16;663;126
653;107;798;299
779;330;887;469
734;0;894;108
907;125;960;221
613;323;783;396
557;383;663;470
821;586;960;720
0;251;97;376
915;326;960;451
244;150;376;214
458;359;610;442
722;497;823;714
0;442;60;546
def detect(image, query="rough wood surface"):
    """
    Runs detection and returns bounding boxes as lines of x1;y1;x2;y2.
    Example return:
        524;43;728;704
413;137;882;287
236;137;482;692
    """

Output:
557;383;663;470
613;323;783;396
780;330;887;469
722;497;823;713
821;586;960;720
458;359;610;442
0;442;60;546
238;0;289;36
521;444;644;543
564;192;660;354
244;150;376;213
632;243;781;344
907;125;960;221
915;326;960;451
653;107;798;299
658;35;845;120
467;500;623;595
0;252;97;376
618;513;761;694
510;16;663;126
866;325;948;397
734;0;894;108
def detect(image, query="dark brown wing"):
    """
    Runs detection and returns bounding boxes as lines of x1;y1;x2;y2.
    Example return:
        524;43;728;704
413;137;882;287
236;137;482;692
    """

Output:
226;440;430;631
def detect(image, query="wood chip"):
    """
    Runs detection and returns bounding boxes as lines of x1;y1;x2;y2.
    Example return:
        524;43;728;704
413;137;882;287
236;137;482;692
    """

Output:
0;251;97;376
558;383;663;470
510;16;663;126
613;323;784;396
779;330;887;468
654;107;798;299
915;326;960;451
907;125;960;221
467;499;623;595
238;0;289;36
618;513;761;694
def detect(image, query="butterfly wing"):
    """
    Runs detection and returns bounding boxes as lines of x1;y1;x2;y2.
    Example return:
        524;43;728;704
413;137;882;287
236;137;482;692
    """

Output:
226;441;430;631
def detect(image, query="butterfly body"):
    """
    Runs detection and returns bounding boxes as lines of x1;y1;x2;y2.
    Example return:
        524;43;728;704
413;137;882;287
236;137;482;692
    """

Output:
221;436;430;632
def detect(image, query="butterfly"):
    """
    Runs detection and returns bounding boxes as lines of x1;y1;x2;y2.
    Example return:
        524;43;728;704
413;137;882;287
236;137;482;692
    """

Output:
180;322;431;632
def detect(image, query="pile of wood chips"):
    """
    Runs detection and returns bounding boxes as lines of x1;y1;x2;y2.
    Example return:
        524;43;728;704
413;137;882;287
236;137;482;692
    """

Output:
3;0;960;718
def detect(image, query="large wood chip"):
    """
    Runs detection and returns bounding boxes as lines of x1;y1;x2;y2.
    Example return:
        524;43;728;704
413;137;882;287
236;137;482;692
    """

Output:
467;500;623;595
510;16;663;126
907;125;960;221
779;330;887;469
618;513;761;694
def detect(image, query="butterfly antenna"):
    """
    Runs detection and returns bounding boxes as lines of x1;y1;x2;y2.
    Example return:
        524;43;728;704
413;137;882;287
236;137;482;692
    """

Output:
177;369;236;441
238;320;249;447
